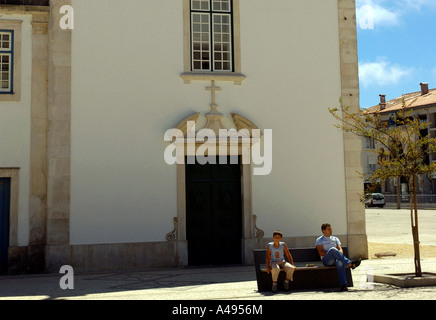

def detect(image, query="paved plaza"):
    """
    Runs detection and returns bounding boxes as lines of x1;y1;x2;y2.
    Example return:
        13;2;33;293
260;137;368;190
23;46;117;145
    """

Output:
0;208;435;300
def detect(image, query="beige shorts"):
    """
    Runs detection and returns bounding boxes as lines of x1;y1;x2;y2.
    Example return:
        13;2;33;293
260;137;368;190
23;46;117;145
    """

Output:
270;261;296;282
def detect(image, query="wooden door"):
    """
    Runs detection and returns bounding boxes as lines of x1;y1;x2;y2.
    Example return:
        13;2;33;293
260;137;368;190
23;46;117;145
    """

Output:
186;157;242;266
0;178;10;274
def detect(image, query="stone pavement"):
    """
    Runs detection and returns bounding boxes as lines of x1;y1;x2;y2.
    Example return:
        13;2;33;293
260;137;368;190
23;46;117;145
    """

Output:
0;208;435;300
366;208;436;246
0;257;436;300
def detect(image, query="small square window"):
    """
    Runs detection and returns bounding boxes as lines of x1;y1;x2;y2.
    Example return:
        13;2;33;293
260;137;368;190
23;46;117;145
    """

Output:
192;0;210;11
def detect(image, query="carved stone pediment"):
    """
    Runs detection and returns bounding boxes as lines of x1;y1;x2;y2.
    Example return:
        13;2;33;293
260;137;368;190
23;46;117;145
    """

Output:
168;81;261;138
172;112;200;137
231;113;261;137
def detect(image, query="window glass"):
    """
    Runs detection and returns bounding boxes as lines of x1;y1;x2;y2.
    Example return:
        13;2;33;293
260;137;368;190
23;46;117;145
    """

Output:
191;1;233;72
191;13;211;71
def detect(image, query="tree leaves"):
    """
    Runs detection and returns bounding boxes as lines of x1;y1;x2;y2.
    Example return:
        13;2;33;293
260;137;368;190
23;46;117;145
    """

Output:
329;96;436;185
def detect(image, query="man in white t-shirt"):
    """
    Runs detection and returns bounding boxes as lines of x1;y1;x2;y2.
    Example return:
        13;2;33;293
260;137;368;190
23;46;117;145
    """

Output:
315;223;361;291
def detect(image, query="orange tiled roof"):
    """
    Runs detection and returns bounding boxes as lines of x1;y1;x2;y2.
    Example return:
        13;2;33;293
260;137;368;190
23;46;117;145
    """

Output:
366;88;436;114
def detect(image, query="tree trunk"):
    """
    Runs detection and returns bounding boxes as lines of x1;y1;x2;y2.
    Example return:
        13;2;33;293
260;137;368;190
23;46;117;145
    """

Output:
410;174;422;277
397;176;401;209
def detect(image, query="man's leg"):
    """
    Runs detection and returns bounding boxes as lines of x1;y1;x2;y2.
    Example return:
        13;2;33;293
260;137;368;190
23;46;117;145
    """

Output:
322;248;351;287
334;259;347;287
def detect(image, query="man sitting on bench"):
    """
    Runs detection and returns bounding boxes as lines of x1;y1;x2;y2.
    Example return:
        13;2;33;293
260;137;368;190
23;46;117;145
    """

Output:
316;223;361;291
266;230;297;292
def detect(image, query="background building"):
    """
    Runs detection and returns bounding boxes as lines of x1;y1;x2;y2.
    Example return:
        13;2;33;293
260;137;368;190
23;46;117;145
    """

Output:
364;83;436;198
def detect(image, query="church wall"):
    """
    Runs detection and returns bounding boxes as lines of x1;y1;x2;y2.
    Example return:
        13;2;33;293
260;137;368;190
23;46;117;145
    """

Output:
63;0;365;270
237;0;348;238
70;0;347;246
0;0;364;274
70;0;186;245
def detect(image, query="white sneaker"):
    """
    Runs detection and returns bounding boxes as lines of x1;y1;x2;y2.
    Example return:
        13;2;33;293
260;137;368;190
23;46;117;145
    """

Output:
272;283;278;292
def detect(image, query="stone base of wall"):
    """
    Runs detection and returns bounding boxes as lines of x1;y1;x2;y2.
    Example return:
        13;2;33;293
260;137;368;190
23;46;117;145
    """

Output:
6;234;367;274
28;244;46;273
7;246;29;275
347;234;368;260
45;241;189;273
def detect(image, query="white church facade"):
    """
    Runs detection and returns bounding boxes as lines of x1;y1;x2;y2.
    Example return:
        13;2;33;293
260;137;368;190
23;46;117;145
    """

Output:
0;0;367;274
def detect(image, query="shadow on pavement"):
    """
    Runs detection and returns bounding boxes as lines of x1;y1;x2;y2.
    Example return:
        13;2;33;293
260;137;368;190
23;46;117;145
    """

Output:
0;265;257;300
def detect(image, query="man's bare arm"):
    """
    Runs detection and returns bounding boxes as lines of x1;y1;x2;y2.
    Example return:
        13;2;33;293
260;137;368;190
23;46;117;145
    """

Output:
316;245;325;258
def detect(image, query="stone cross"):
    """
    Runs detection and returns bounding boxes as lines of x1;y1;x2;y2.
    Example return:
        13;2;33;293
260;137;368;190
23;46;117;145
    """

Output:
205;80;221;110
204;80;224;133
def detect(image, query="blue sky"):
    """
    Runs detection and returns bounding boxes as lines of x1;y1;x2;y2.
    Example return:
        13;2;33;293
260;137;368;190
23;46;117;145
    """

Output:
356;0;436;109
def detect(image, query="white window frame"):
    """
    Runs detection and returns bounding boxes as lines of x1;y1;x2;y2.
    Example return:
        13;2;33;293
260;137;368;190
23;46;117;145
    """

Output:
0;30;13;94
0;19;21;102
182;0;245;84
190;0;233;72
366;137;375;149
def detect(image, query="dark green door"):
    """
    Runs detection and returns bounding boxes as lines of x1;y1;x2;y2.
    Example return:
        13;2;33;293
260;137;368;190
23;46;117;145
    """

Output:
186;156;242;266
0;178;10;274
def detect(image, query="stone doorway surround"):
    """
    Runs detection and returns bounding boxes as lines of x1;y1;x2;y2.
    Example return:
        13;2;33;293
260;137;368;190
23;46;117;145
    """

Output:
167;81;264;265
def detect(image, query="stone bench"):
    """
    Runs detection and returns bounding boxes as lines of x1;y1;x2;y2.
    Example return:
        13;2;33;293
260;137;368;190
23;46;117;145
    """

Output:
253;247;353;292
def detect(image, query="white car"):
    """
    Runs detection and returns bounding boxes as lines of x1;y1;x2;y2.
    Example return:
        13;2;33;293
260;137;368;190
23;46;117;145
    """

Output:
365;193;386;208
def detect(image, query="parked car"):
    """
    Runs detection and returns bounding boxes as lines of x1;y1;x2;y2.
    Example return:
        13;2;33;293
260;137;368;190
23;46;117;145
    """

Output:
365;193;385;208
